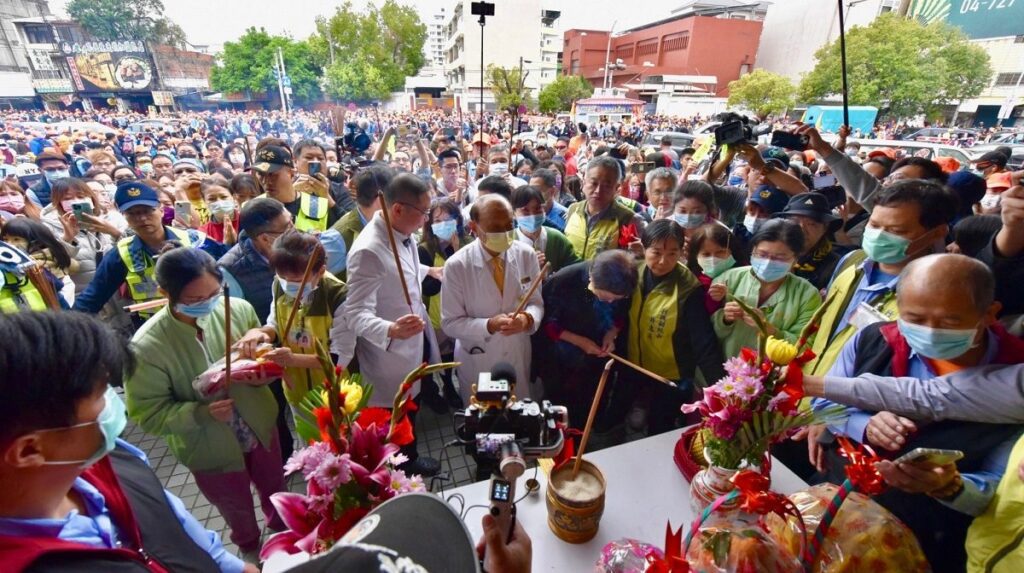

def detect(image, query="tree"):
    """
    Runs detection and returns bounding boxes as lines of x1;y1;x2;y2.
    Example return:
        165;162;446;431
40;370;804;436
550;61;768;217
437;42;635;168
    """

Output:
66;0;187;47
538;75;594;113
210;28;321;103
487;65;533;112
311;0;427;102
799;13;993;120
726;70;796;119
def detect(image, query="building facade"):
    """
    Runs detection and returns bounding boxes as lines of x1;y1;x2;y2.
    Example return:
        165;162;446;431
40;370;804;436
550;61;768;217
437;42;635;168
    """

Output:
0;0;52;107
442;0;562;112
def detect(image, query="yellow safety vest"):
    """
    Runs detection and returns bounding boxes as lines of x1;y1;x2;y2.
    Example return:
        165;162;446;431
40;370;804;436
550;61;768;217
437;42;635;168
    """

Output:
259;192;329;232
966;434;1024;573
805;251;899;376
626;264;700;381
117;227;205;318
273;273;347;405
426;251;446;330
0;272;47;314
563;201;635;261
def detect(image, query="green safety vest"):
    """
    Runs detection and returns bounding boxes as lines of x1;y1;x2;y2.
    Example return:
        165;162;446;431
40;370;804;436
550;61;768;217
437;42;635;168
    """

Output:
117;227;205;318
627;264;700;381
259;192;329;232
805;250;899;376
966;434;1024;573
426;251;446;330
0;272;47;314
563;201;635;261
273;273;347;405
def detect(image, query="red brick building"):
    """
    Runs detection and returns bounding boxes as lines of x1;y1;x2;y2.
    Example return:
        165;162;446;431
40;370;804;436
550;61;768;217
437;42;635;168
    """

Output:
562;13;763;99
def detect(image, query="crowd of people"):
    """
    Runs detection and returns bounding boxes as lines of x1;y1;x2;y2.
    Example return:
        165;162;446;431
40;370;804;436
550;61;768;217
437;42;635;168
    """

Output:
1;103;1023;572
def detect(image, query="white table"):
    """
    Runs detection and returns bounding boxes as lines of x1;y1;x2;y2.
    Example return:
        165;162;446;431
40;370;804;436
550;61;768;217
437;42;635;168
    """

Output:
264;431;808;572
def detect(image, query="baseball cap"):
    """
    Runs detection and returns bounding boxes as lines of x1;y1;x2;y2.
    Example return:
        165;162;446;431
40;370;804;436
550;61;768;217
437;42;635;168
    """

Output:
252;145;294;174
748;184;790;215
975;151;1008;168
775;192;841;233
115;181;161;212
867;148;898;161
760;147;790;170
471;133;490;146
173;158;206;173
284;493;480;573
987;171;1013;191
34;150;67;166
933;156;961;174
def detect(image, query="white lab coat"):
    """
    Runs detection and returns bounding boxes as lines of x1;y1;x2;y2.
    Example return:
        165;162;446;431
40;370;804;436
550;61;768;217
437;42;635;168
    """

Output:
343;213;440;407
441;240;543;403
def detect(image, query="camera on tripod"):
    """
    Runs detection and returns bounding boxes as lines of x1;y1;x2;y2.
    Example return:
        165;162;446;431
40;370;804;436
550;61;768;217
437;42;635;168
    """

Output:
341;121;372;154
713;112;770;147
452;363;567;462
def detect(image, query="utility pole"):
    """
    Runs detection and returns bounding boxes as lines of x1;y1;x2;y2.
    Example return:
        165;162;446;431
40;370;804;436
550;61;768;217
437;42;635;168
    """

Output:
277;46;289;115
603;20;617;89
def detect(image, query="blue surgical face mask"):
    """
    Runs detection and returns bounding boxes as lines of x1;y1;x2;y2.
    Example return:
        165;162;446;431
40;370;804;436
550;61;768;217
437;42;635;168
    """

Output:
727;174;745;186
278;276;316;301
698;255;736;279
750;255;791;283
431;220;458;241
175;293;222;318
40;386;127;468
861;226;913;264
673;212;706;230
490;162;509;176
897;319;979;360
43;169;70;184
744;214;766;235
516;214;545;233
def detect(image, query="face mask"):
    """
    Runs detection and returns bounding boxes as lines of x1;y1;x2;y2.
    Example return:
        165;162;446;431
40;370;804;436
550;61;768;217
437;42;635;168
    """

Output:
0;194;26;213
727;175;745;187
744;214;766;235
673;213;706;230
139;163;154;174
278;276;316;301
698;255;736;279
43;169;69;184
175;293;222;319
431;220;458;241
628;185;641;200
229;153;246;166
750;255;791;283
40;386;127;468
897;319;979;360
482;230;515;254
554;175;563;190
103;183;117;195
490;162;509;176
516;214;545;234
980;193;1001;210
61;198;93;213
862;226;914;264
162;205;175;225
210;199;236;216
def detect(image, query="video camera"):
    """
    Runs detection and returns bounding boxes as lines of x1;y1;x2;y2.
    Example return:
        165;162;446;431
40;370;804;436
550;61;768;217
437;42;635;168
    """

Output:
453;363;567;462
713;112;769;147
341;121;372;155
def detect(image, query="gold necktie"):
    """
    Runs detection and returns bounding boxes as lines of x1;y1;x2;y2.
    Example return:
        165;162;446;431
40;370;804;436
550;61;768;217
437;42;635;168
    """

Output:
491;257;505;296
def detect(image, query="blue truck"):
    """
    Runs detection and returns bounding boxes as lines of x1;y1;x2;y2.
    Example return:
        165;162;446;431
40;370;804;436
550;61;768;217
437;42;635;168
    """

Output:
801;105;878;135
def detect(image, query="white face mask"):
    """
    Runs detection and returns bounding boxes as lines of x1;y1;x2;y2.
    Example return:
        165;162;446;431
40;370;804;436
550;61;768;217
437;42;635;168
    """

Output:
490;162;509;177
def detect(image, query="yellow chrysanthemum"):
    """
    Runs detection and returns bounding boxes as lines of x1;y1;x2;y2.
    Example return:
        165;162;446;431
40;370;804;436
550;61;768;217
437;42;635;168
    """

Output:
765;336;799;365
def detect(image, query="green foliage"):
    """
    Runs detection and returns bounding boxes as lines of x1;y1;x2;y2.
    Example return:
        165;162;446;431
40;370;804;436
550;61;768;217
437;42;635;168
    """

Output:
312;0;427;102
487;65;533;113
726;69;796;119
210;28;321;103
67;0;187;47
538;75;594;113
799;13;993;119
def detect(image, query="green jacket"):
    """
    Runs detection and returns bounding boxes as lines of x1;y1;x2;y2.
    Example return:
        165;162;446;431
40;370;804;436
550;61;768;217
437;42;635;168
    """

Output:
126;296;278;474
711;267;822;359
542;228;582;274
330;208;367;281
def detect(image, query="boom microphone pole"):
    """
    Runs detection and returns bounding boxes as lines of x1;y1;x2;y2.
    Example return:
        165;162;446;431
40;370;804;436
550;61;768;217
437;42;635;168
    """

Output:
837;0;850;128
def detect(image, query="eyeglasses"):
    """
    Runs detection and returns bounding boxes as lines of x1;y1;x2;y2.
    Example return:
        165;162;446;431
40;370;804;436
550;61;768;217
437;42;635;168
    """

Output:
440;163;461;171
751;250;794;262
399;201;430;219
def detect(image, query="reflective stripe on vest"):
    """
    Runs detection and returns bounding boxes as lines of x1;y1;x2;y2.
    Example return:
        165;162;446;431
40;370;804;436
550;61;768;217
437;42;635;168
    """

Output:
427;251;446;329
564;203;631;261
296;192;329;232
627;266;681;381
273;276;338;405
0;273;47;314
117;227;206;317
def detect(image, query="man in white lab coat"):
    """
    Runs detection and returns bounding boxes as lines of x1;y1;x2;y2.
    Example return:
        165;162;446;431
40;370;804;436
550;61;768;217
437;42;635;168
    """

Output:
343;173;441;476
441;195;544;404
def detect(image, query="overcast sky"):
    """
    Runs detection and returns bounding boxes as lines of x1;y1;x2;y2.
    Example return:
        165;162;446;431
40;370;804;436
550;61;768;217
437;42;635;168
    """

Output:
48;0;676;50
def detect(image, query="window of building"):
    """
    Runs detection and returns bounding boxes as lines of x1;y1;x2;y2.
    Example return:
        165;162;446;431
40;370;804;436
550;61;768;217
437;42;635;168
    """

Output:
23;24;53;45
570;58;580;75
739;63;751;76
636;38;658;57
616;43;634;60
663;32;689;52
995;72;1022;86
1015;35;1024;43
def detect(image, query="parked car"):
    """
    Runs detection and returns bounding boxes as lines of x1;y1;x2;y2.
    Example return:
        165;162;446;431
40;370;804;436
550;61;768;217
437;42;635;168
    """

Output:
642;131;697;157
969;144;1024;170
987;131;1024;146
851;138;974;166
900;127;979;147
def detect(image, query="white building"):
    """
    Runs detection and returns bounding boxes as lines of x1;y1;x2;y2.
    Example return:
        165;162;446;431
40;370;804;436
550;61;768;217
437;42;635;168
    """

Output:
0;0;51;107
755;0;901;82
426;8;447;68
443;0;562;112
961;36;1024;127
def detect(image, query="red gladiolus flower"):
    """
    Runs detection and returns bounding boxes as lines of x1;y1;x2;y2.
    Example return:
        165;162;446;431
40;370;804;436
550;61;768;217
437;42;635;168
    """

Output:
617;223;638;249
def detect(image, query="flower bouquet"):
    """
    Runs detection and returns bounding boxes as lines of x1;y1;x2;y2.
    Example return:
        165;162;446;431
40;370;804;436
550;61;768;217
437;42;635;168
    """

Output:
260;337;455;559
679;297;842;509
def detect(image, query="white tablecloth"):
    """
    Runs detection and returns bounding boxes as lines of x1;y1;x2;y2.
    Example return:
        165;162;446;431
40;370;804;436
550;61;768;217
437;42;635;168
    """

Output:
264;430;809;572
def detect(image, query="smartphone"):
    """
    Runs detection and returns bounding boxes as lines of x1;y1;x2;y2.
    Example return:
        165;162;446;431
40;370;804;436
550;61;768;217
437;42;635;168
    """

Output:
630;161;655;174
894;447;964;466
770;130;808;151
397;125;410;138
71;201;94;221
443;127;458;138
813;173;837;189
307;161;322;178
174;200;193;226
